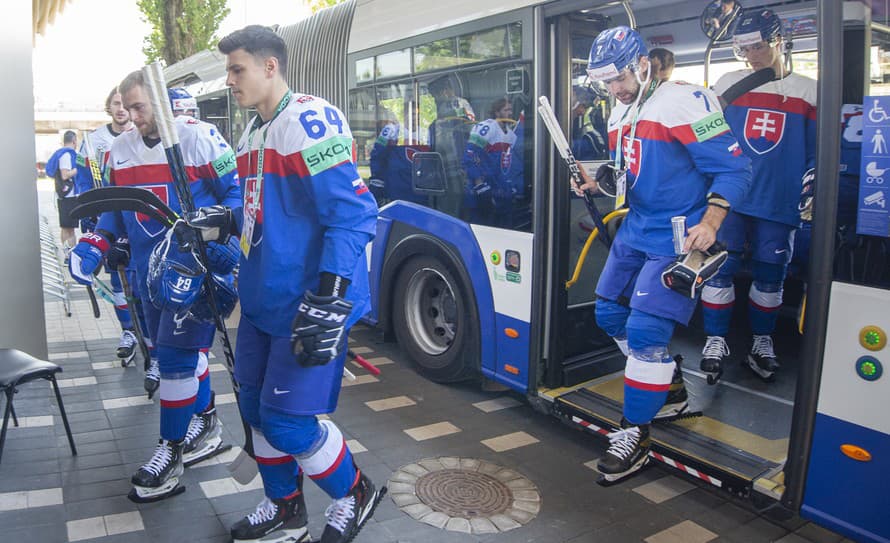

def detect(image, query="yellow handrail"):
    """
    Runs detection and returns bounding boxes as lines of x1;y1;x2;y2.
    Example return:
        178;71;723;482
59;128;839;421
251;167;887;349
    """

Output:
565;208;628;289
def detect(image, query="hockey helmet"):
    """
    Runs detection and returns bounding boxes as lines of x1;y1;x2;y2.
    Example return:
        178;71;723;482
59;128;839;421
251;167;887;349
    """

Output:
147;229;207;313
732;9;784;58
572;85;599;108
205;237;240;275
168;87;198;116
188;273;238;323
587;26;648;83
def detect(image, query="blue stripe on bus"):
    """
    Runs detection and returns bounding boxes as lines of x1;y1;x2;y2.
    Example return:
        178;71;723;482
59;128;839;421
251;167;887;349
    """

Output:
366;215;393;324
801;412;889;543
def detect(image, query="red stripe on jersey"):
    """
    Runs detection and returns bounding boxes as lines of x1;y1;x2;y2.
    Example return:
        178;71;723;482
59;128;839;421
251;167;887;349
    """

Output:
624;376;671;392
113;163;216;186
486;142;512;153
732;93;817;120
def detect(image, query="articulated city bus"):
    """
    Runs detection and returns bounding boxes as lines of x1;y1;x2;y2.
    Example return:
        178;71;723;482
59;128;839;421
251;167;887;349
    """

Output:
166;1;888;541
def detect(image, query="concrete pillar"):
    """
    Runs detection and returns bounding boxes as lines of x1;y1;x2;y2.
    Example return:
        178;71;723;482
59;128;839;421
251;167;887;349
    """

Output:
0;4;48;358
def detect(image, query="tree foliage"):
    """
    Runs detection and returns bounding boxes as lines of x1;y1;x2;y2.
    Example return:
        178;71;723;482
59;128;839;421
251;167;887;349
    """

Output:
308;0;346;14
137;0;231;65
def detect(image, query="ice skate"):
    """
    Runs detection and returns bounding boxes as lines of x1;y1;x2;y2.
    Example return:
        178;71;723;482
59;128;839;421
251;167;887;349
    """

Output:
117;329;137;367
596;422;650;486
655;355;698;421
746;335;779;381
230;492;310;542
144;357;160;399
182;393;231;466
319;470;386;543
128;438;185;503
700;335;729;385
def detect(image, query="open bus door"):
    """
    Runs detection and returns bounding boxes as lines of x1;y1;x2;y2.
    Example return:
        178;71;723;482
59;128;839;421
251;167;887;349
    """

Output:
540;10;625;391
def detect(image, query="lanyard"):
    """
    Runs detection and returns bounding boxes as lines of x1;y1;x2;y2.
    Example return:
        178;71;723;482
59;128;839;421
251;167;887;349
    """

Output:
614;79;658;173
246;90;293;209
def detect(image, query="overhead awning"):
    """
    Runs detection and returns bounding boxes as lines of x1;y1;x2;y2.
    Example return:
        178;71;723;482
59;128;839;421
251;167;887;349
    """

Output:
33;0;72;39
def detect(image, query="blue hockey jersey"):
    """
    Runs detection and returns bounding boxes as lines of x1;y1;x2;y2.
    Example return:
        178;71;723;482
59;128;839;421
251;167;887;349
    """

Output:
713;71;817;226
607;81;752;256
235;93;378;337
98;116;241;282
368;122;429;205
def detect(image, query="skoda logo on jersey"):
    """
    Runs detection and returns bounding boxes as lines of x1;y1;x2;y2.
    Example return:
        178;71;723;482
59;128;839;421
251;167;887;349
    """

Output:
135;185;170;238
622;135;642;177
743;108;786;155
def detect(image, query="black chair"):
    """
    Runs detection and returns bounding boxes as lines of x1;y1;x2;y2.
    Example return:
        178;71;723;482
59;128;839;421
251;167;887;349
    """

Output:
0;348;76;464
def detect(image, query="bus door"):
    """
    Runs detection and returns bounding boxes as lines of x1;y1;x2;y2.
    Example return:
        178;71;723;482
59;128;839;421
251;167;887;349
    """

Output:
541;12;623;391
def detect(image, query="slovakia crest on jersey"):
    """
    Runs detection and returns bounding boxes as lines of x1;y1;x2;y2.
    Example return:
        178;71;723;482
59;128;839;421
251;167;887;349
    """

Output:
743;108;786;155
136;185;170;237
622;136;642;176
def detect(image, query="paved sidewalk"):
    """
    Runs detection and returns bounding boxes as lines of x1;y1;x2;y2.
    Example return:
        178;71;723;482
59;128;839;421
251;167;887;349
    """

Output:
0;182;850;542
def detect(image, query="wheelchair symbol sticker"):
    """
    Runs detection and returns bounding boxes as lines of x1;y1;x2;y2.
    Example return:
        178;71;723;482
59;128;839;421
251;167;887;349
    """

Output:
869;98;890;123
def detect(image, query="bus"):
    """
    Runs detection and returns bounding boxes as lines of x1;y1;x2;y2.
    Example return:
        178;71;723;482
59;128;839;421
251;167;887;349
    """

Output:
166;1;887;541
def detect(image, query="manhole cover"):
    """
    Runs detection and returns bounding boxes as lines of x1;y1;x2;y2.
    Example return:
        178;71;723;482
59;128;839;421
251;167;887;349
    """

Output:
388;457;540;534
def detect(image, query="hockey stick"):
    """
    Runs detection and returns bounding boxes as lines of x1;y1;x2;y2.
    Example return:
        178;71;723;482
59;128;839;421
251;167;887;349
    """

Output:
537;96;612;247
118;264;152;366
348;350;381;376
70;198;175;228
77;136;106;319
717;67;775;108
85;283;100;318
143;63;255;479
73;186;179;224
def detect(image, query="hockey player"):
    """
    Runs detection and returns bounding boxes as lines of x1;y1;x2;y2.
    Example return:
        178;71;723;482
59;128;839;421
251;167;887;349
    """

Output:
579;26;751;483
67;70;240;502
185;24;383;543
45;130;78;250
570;85;608;161
701;8;816;382
76;86;146;369
368;114;429;206
462;97;524;227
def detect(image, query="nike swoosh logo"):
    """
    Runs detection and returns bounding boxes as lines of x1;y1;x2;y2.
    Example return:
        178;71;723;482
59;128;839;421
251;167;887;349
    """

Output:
775;249;786;254
636;291;649;296
173;329;186;335
236;142;246;152
273;388;290;395
115;158;130;166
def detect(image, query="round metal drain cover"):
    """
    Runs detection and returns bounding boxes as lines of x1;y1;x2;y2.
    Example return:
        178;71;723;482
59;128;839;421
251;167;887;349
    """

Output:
389;457;540;534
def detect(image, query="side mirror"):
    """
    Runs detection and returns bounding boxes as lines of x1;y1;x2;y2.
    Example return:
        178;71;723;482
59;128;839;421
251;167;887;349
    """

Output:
700;0;742;42
411;152;447;195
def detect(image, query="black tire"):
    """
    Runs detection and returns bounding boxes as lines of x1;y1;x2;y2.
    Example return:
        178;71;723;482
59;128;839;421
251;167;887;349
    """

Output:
392;254;479;383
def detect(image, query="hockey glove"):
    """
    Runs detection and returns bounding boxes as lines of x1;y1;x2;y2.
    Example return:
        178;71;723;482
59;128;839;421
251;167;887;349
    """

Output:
185;205;236;243
291;290;353;367
594;163;618;197
105;237;130;269
69;232;110;285
205;237;240;275
799;168;815;222
661;243;729;299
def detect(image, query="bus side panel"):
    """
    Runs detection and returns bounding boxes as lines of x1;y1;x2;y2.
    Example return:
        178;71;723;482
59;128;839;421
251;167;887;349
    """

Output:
802;413;889;543
366;216;394;324
377;202;499;380
801;282;890;543
487;313;531;392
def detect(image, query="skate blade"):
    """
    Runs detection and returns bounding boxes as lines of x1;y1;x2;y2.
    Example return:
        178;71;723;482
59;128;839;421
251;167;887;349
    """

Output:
654;401;689;420
127;481;185;503
184;441;232;467
236;526;310;543
595;457;650;487
120;353;136;367
654;410;703;423
320;485;387;543
745;357;776;381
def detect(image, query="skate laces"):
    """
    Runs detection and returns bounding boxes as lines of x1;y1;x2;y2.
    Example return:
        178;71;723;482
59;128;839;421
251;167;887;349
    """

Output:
146;360;160;381
751;335;775;358
184;415;206;444
119;330;137;349
247;497;278;525
702;336;730;359
143;441;173;476
324;494;356;533
605;427;641;460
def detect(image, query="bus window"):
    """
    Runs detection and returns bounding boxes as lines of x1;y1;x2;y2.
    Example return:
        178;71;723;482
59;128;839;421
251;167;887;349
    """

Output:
459;64;532;231
368;82;430;206
349;87;377;181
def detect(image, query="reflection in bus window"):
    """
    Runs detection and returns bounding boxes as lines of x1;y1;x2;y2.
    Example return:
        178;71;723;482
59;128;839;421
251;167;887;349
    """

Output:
424;76;475;217
463;97;525;228
570;85;608;160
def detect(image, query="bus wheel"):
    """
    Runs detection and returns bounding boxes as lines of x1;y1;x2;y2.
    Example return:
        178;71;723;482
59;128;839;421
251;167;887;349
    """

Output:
393;255;478;383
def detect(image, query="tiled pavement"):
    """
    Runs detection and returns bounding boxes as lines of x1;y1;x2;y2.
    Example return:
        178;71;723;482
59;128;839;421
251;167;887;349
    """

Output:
0;184;851;542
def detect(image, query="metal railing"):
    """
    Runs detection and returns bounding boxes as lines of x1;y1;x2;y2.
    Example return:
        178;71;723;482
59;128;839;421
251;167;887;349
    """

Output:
38;215;71;317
